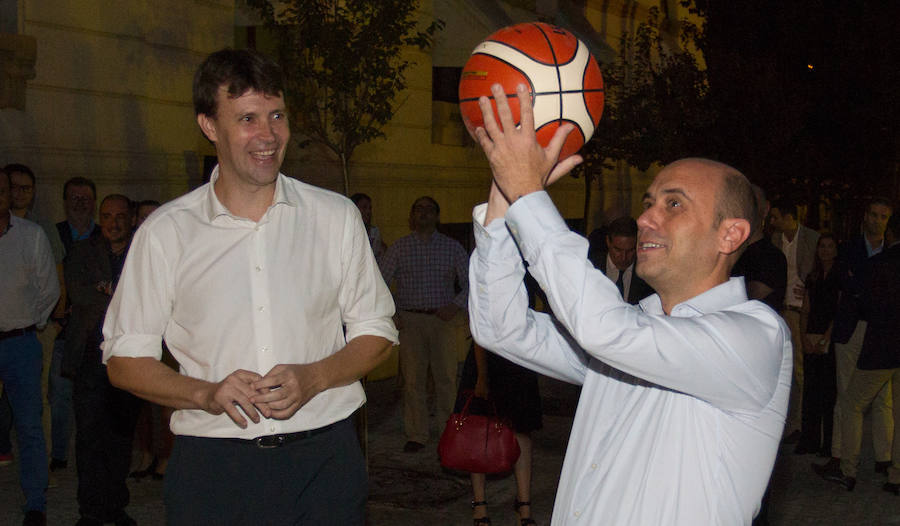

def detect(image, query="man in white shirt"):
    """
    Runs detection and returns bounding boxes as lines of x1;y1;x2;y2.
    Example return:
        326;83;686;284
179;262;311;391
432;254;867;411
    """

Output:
102;49;397;525
465;84;791;525
0;169;60;526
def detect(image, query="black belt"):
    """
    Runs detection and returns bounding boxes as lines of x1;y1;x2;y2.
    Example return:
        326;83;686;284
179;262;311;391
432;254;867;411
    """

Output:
226;421;339;449
403;308;438;315
0;325;37;341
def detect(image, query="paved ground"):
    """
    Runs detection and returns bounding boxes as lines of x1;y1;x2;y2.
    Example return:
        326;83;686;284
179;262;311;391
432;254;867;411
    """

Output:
2;374;899;525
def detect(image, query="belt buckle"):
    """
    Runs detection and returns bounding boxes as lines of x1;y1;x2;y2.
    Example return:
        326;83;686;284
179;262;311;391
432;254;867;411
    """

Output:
254;435;284;448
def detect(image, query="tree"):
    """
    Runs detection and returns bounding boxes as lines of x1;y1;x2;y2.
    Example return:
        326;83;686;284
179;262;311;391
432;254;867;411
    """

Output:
691;0;900;234
576;4;709;226
245;0;443;195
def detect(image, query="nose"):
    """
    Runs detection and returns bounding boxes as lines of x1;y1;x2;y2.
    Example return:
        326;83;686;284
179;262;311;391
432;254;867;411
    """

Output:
258;120;277;142
637;206;656;232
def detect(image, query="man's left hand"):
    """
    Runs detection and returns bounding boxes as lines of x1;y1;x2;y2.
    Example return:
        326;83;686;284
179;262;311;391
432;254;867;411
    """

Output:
466;83;582;203
250;364;326;420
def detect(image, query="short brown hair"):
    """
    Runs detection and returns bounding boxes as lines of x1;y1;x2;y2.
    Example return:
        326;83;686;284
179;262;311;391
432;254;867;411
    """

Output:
193;48;285;117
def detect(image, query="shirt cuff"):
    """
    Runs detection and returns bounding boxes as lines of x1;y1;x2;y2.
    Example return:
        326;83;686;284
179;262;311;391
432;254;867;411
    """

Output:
102;333;164;364
505;191;570;262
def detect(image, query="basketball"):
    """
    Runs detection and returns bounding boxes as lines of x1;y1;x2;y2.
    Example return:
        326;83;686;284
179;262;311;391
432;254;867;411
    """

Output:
458;22;605;161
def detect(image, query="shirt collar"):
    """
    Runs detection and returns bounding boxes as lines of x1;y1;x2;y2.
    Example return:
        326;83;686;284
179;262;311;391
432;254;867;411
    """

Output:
204;165;296;223
638;277;748;317
68;219;96;240
864;235;883;258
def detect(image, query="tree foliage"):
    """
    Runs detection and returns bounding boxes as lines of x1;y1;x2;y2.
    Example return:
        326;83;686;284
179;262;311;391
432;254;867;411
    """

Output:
245;0;442;195
690;0;900;235
575;5;709;225
593;6;710;171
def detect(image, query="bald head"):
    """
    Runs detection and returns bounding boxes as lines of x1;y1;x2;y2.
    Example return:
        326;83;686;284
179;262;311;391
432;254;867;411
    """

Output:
665;158;758;242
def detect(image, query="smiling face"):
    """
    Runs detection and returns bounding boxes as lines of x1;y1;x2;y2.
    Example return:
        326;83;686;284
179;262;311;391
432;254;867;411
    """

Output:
99;197;134;247
635;160;747;310
198;88;289;191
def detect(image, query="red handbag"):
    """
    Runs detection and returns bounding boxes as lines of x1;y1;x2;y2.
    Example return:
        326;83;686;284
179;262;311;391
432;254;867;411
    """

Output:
438;392;521;474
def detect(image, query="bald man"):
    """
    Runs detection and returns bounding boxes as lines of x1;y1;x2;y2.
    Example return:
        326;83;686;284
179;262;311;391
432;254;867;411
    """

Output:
466;84;791;525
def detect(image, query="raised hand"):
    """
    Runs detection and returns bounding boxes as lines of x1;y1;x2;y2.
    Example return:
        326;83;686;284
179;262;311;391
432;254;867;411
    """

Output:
465;83;583;204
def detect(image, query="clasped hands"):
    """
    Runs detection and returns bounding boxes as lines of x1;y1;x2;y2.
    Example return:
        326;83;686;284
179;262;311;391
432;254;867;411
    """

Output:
464;83;583;210
202;364;323;429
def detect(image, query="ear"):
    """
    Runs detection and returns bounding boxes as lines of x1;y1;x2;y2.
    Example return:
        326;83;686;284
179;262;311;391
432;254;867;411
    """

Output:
719;218;751;255
197;113;218;143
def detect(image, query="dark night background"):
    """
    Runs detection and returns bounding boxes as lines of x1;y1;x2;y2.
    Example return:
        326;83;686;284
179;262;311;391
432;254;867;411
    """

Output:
696;0;899;234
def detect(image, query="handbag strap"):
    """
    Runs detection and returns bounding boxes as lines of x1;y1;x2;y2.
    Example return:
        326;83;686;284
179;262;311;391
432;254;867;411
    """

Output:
459;390;500;420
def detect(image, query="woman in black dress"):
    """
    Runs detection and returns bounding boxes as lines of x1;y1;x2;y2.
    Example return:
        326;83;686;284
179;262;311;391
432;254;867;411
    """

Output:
796;233;841;456
456;341;542;526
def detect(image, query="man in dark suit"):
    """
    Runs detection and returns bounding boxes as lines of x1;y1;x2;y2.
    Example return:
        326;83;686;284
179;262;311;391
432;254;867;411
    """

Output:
588;216;654;305
820;211;900;492
63;194;140;526
816;198;894;475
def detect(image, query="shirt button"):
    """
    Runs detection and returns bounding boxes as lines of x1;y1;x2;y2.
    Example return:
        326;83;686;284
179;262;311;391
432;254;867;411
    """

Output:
591;463;597;469
574;511;581;517
255;265;262;272
258;306;265;312
255;225;261;232
260;347;269;353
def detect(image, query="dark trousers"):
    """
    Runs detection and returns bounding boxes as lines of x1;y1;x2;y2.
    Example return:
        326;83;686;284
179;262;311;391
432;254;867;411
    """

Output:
798;351;837;454
73;348;141;521
165;417;366;526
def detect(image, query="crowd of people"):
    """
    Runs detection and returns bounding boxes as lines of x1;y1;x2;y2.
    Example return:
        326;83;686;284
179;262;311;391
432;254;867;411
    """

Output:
1;46;898;526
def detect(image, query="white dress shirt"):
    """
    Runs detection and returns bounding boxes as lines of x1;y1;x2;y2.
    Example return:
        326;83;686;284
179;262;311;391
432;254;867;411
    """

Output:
780;228;802;308
0;214;59;331
102;169;398;439
469;192;792;525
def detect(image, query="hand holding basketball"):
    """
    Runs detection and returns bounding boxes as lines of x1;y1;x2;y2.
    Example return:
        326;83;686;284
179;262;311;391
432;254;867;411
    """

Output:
459;22;604;161
468;83;582;204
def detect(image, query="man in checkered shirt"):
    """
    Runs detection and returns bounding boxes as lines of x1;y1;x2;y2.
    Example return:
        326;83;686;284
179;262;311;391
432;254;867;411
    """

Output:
379;196;469;453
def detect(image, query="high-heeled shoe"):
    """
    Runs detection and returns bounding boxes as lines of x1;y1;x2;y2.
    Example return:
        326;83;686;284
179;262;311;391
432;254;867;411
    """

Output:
128;456;158;479
472;500;491;525
514;499;536;526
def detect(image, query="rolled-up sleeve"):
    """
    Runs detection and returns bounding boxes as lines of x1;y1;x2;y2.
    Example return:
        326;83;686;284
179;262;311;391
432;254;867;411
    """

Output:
102;227;170;362
341;208;398;345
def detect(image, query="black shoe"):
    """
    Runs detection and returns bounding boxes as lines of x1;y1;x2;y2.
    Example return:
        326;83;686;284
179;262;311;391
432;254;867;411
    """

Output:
22;510;46;526
128;457;157;479
883;482;900;496
875;460;892;475
403;441;425;453
814;460;856;491
49;458;67;471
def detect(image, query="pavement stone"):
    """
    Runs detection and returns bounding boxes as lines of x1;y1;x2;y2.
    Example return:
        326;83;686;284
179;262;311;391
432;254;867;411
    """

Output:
1;375;898;525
